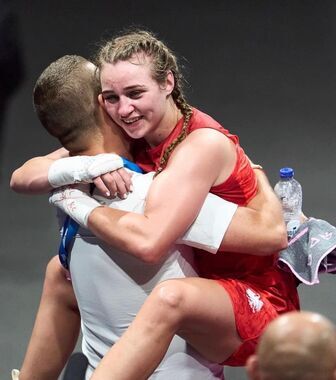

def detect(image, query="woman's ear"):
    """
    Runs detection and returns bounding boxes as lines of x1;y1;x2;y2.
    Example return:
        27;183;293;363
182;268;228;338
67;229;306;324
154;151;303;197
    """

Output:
98;93;105;107
164;70;175;96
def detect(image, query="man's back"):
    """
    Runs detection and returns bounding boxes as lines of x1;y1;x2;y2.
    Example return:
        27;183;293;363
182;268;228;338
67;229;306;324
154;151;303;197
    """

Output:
68;172;225;379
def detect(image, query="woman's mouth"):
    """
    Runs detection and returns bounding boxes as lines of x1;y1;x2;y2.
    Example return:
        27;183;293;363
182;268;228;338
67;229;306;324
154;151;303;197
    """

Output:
121;116;143;125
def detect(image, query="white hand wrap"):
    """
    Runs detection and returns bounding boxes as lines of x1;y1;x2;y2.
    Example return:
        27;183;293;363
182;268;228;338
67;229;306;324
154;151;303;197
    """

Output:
48;154;124;188
49;185;101;227
177;193;238;254
11;369;20;380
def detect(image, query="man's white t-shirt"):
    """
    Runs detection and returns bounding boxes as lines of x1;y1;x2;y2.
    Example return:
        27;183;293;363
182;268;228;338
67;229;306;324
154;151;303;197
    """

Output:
65;172;236;379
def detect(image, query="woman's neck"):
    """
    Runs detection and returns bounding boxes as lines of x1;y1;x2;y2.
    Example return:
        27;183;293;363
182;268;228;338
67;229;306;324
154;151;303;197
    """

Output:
145;99;183;147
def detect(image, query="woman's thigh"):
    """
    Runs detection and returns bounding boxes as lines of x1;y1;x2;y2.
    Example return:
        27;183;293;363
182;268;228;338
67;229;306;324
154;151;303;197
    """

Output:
152;277;242;364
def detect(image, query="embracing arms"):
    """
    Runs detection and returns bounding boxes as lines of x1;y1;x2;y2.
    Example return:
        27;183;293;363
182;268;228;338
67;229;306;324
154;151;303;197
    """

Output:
86;130;287;262
10;132;287;263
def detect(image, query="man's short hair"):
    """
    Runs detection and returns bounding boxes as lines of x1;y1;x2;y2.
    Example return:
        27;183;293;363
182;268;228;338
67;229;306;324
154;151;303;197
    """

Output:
33;55;101;151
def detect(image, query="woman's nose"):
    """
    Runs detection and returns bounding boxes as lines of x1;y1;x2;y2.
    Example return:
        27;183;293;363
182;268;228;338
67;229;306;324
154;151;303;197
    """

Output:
118;97;134;117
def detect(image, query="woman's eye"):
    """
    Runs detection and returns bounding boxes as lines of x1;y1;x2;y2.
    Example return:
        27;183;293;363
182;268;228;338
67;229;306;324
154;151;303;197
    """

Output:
103;94;118;103
129;90;142;99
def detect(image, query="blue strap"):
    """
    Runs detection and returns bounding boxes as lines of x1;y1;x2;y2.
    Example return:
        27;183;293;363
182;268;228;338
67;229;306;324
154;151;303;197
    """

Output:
122;157;143;173
58;216;79;270
58;158;142;270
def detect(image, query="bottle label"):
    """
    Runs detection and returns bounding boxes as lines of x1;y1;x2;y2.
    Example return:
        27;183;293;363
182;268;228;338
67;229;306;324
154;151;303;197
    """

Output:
287;219;301;240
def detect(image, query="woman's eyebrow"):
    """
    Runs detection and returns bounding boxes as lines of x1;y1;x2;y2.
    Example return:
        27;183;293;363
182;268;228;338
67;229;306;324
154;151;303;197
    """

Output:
102;85;146;95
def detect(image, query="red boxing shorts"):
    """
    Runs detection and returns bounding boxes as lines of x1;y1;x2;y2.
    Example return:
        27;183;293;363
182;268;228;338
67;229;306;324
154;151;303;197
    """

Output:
217;274;299;366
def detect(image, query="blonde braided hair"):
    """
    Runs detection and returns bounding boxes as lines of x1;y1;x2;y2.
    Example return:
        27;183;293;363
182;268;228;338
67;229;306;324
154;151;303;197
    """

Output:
96;29;193;175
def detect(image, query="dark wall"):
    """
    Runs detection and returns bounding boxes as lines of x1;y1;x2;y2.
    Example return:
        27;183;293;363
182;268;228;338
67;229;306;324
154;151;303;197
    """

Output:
5;0;336;218
0;1;335;377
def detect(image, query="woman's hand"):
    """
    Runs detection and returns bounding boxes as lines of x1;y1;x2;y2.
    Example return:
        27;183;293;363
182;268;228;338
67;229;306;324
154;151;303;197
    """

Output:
93;168;133;199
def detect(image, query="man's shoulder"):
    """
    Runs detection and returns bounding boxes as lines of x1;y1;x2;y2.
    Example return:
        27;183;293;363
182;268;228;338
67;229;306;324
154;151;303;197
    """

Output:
131;172;155;198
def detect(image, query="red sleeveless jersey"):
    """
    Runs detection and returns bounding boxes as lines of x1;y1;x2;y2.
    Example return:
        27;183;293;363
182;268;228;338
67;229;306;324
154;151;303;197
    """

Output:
134;108;298;314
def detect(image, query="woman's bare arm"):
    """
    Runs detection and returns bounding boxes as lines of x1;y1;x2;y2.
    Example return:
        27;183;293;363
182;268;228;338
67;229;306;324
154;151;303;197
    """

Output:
220;169;287;254
87;129;231;263
87;129;286;263
12;132;286;258
10;148;69;194
10;148;131;197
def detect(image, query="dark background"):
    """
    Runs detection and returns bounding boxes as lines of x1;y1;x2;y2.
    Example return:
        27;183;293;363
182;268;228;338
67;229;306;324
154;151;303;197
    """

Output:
0;1;335;379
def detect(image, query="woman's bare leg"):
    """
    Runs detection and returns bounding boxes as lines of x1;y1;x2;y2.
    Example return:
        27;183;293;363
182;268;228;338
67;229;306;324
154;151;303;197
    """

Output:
91;277;241;380
19;256;80;380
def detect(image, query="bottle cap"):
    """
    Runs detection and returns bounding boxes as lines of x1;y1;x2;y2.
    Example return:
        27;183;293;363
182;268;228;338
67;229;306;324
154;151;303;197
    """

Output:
279;167;294;178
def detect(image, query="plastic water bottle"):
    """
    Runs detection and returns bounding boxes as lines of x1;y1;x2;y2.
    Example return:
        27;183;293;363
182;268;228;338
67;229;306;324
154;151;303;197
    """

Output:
274;167;302;239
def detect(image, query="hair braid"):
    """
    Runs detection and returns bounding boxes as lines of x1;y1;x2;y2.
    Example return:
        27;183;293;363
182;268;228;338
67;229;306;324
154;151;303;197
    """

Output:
155;102;192;176
155;52;193;176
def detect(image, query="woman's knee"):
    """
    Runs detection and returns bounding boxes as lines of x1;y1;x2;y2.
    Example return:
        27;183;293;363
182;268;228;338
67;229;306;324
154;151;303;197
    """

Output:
149;279;191;321
43;256;76;307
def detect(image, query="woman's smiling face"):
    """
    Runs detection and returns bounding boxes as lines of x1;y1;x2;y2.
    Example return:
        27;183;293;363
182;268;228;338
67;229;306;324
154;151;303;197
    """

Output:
100;55;174;145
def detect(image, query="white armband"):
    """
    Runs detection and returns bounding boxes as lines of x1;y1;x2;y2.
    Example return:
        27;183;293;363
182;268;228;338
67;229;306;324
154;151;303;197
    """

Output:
48;154;124;188
177;193;238;254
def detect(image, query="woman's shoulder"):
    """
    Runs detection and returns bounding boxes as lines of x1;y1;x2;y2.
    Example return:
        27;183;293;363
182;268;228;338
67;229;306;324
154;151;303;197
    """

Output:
190;108;239;144
190;108;222;128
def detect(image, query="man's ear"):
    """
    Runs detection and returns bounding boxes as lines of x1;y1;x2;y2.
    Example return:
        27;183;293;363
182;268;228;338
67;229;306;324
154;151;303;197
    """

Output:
246;355;260;380
98;93;105;107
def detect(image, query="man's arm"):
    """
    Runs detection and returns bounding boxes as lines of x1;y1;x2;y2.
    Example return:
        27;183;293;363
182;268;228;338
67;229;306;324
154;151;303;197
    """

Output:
10;148;69;194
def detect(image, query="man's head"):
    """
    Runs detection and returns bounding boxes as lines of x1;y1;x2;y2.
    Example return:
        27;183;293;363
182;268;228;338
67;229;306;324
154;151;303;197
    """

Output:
247;311;336;380
33;54;131;158
33;55;102;153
